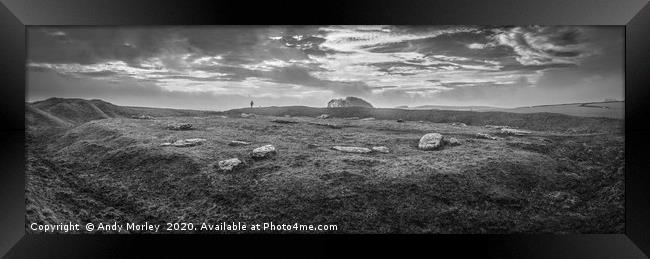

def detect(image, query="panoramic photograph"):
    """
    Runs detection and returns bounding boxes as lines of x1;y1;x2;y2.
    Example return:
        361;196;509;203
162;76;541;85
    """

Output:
25;25;624;233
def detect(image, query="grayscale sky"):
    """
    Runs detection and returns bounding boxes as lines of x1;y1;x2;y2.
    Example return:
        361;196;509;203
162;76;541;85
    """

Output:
27;26;624;110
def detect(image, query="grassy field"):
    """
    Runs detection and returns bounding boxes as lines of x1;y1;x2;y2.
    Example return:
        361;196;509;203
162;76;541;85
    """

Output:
26;106;624;233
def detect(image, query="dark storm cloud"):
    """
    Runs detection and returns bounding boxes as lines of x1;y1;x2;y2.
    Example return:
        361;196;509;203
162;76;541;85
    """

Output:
28;28;172;65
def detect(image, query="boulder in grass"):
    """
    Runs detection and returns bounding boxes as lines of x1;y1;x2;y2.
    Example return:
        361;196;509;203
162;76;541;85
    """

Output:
241;113;254;118
228;140;251;146
251;145;277;159
445;137;461;146
332;146;372;153
317;114;330;119
476;133;498;140
418;133;444;150
218;158;244;172
371;146;390;153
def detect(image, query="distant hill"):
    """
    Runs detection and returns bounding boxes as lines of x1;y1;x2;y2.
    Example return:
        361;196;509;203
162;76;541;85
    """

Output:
25;97;623;134
395;101;624;119
26;97;219;130
406;105;499;111
502;101;623;119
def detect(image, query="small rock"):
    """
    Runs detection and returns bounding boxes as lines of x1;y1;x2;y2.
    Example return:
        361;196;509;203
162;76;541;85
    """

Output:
166;123;193;130
332;146;372;153
241;113;254;118
228;140;251;146
360;117;375;121
251;145;277;159
396;119;405;123
317;114;330;119
371;146;390;153
132;114;154;119
218;158;244;172
476;133;498;140
307;143;319;149
451;122;467;127
418;133;444;150
445;137;461;146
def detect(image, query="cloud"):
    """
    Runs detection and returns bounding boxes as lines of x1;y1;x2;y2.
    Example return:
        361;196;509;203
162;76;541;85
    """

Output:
27;26;623;108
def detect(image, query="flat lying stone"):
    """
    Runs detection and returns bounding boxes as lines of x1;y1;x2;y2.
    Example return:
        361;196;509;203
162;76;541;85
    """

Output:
371;146;390;153
317;114;330;119
331;146;372;153
228;140;252;146
161;138;207;147
500;128;532;136
166;123;193;130
307;122;343;129
485;125;508;129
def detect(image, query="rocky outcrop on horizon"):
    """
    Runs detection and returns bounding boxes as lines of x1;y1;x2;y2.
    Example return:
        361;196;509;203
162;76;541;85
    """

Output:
327;97;373;108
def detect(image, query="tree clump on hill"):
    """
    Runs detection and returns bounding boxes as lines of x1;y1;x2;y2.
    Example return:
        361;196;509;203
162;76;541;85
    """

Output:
327;97;374;108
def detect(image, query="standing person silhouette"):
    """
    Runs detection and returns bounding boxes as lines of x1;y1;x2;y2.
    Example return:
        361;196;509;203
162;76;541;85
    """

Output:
250;100;254;109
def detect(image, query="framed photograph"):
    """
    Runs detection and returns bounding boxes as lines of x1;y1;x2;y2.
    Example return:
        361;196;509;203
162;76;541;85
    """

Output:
1;0;649;257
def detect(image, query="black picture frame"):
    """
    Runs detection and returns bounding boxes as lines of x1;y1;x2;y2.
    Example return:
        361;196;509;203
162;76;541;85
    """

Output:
1;0;649;257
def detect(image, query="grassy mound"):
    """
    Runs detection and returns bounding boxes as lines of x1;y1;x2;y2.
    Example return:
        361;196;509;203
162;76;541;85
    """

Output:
26;113;624;233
